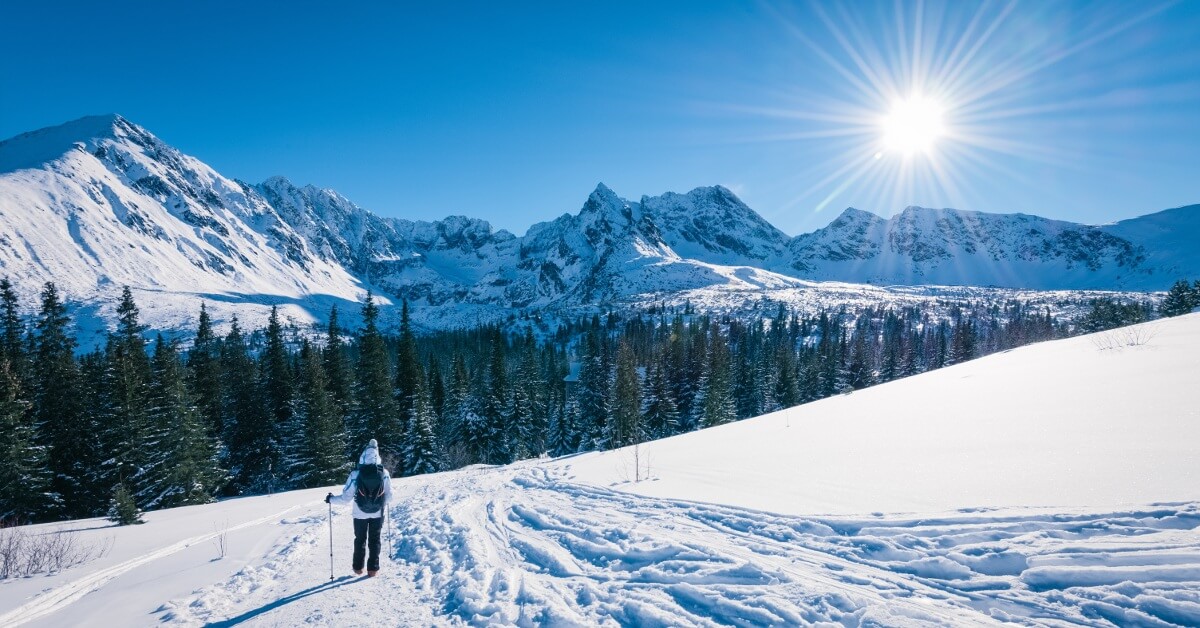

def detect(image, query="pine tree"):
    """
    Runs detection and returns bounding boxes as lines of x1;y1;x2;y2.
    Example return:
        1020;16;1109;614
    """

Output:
107;482;142;525
772;346;800;410
610;341;642;448
879;312;901;382
100;287;155;506
74;348;109;517
846;322;874;390
427;356;446;423
0;278;27;376
642;358;679;440
543;347;568;453
900;329;921;377
403;375;443;476
393;300;421;473
34;283;91;519
188;303;224;440
681;319;708;429
445;353;485;466
575;326;610;450
480;328;510;463
735;344;766;420
292;340;349;487
144;336;223;508
547;398;576;457
948;318;976;365
323;304;354;435
257;306;292;488
221;316;270;495
352;293;400;466
699;326;737;428
508;332;545;458
665;316;693;431
1161;279;1197;317
0;356;55;523
506;379;534;462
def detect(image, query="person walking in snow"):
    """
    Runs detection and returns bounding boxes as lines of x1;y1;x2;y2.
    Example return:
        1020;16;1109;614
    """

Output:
326;439;393;577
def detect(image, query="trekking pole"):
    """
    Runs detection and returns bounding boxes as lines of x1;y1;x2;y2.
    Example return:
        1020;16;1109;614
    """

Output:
327;500;334;580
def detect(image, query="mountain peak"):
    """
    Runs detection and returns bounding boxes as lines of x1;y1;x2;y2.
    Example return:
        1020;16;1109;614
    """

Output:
261;175;294;188
589;181;620;201
898;205;964;216
687;184;736;199
0;113;139;173
583;181;630;216
835;207;882;221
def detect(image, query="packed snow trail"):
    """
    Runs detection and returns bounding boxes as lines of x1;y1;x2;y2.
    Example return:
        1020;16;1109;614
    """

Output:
0;502;307;626
161;462;1200;627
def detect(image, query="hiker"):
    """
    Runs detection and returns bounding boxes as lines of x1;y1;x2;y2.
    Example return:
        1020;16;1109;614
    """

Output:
326;439;393;576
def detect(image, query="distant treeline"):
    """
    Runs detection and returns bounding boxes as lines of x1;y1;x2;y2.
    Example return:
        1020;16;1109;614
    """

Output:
0;277;1188;525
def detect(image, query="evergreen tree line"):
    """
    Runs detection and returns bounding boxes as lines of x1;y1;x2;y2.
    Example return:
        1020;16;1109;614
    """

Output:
0;277;1170;525
1159;279;1200;318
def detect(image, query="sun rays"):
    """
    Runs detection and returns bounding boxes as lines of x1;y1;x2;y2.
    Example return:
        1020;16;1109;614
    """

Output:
731;0;1181;221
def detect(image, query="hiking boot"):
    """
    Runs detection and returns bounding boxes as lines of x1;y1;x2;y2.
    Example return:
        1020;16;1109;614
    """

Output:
367;570;379;577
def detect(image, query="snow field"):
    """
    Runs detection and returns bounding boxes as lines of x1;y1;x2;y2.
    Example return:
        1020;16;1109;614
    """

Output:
564;315;1200;516
3;314;1198;626
0;488;334;627
159;465;1200;626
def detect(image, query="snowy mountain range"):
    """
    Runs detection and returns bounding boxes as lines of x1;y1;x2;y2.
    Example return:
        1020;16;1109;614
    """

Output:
0;114;1195;332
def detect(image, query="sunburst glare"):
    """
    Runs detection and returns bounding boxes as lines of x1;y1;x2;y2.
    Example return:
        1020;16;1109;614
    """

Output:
727;1;1181;220
880;95;945;157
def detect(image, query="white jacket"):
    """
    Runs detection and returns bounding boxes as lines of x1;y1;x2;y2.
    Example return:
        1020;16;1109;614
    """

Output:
329;441;393;519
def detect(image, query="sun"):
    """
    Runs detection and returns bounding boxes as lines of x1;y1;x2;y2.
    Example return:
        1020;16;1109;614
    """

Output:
880;95;945;156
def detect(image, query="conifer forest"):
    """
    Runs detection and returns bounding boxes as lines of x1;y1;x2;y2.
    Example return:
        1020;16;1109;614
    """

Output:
2;276;1190;525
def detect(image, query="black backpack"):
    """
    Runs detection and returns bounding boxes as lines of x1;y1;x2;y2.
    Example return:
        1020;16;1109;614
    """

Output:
354;463;385;513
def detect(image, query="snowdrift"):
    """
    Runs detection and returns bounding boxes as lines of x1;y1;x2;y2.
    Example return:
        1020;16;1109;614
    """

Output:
564;313;1200;516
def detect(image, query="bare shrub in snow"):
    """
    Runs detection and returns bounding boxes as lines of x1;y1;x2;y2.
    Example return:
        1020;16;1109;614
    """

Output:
619;442;652;483
1092;324;1157;351
212;522;229;560
0;522;111;579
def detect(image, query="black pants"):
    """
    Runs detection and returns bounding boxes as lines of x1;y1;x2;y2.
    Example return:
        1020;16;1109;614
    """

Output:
352;516;383;571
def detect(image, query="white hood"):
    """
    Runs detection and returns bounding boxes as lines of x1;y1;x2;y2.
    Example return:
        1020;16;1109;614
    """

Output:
359;439;381;465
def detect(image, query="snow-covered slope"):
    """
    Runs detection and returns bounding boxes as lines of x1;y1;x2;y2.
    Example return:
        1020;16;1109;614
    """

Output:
257;175;524;308
568;313;1200;515
639;185;790;267
0;117;813;332
3;315;1197;626
1102;204;1200;288
0;115;1196;336
783;204;1182;290
0;115;374;335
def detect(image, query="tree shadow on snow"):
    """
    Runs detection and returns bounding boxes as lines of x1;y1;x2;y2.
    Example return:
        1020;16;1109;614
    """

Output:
202;575;361;627
37;523;119;535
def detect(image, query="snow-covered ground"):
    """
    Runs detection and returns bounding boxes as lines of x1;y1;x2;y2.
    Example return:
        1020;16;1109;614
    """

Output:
2;314;1198;626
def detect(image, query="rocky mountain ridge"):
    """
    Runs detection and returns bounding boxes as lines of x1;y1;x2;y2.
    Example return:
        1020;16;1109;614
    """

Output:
0;114;1194;333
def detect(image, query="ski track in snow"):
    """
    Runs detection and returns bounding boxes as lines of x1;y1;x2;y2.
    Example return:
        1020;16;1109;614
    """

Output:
157;463;1200;627
0;502;313;627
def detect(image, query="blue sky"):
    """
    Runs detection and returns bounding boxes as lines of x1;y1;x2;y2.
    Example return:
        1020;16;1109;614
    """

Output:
2;1;1198;235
